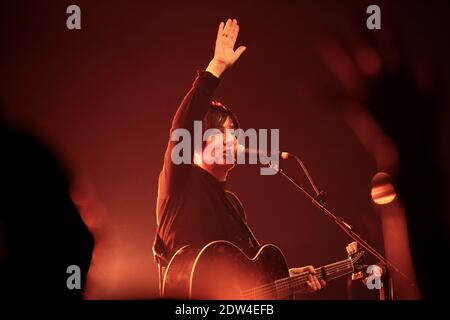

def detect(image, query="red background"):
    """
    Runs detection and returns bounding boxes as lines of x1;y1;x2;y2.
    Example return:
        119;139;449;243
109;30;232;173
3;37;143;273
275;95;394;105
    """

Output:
1;0;449;299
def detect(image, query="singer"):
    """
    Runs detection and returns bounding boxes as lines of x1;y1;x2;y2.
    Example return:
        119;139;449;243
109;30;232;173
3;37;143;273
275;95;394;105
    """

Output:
152;19;325;297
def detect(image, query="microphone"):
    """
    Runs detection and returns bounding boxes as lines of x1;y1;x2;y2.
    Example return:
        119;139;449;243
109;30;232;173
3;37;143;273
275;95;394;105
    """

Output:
236;144;291;160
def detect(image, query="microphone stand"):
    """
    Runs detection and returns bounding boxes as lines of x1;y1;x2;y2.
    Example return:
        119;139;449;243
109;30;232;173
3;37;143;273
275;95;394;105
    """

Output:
270;155;414;300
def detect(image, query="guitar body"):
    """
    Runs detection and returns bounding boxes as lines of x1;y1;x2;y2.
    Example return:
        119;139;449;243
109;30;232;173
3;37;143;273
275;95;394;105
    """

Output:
162;240;292;300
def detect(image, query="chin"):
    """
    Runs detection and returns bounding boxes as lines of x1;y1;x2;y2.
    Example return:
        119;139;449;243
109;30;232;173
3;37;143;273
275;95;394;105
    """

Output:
219;162;235;172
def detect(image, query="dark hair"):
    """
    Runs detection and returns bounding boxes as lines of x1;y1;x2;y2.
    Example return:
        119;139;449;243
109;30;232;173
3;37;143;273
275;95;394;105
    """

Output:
203;100;240;131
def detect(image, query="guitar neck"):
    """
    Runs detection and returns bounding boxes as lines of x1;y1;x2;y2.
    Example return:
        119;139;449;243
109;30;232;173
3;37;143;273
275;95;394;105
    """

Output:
244;257;355;299
316;258;355;282
279;258;355;297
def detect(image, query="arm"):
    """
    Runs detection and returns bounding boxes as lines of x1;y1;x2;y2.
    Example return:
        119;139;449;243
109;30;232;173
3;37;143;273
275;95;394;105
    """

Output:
170;18;246;130
161;19;246;191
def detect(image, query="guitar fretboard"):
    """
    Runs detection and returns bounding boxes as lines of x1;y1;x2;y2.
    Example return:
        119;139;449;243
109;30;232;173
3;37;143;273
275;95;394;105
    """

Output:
242;258;354;299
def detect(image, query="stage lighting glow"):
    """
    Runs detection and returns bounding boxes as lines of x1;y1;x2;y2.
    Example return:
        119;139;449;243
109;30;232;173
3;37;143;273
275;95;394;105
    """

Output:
371;172;397;205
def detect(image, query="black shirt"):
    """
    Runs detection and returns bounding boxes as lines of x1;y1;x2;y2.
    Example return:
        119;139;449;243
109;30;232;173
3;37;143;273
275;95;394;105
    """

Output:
153;70;259;266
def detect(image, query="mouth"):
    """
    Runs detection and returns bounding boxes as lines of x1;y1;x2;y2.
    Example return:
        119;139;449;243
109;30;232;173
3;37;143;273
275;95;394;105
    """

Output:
222;150;236;163
223;149;235;155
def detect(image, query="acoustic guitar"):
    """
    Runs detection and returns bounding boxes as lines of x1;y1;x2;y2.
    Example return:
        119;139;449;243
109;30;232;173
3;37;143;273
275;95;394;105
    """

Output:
162;240;366;299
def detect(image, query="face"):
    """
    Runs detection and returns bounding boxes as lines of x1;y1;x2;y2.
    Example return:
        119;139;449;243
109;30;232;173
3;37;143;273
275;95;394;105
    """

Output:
203;116;238;171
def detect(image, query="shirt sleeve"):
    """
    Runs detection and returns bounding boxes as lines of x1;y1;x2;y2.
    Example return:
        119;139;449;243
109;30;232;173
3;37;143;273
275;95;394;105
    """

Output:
159;70;220;197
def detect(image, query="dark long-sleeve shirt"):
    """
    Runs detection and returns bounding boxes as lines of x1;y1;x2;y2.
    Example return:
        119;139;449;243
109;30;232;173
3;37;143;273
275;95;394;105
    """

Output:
153;70;259;266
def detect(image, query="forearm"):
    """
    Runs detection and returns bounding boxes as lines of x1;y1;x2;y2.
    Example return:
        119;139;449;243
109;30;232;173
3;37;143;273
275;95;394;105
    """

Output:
162;69;220;172
170;70;220;131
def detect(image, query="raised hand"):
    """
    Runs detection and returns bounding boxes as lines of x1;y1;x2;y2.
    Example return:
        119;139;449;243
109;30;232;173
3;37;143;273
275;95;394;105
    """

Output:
206;19;247;78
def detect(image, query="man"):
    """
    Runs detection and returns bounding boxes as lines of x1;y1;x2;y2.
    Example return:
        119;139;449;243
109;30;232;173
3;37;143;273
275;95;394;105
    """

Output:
153;19;325;297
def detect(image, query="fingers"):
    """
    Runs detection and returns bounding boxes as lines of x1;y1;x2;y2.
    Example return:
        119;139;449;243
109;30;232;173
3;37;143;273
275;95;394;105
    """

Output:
306;275;321;292
230;19;238;42
213;18;245;65
306;275;317;292
222;18;240;42
306;281;312;291
235;46;247;59
304;266;326;293
313;274;321;290
305;265;315;274
223;18;233;37
217;21;224;39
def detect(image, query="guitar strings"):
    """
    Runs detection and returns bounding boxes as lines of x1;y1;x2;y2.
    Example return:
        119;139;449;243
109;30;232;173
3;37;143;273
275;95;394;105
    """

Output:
245;270;344;299
242;259;354;299
254;261;353;299
249;261;353;299
244;261;353;299
242;259;352;297
244;260;353;295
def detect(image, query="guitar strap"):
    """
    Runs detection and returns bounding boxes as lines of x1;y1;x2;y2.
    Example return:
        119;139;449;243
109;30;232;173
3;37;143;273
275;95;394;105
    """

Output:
153;232;169;296
225;191;261;251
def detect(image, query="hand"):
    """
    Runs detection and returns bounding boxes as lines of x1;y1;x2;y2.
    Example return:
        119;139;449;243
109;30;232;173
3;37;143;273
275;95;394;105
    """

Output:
289;265;327;293
206;19;247;78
